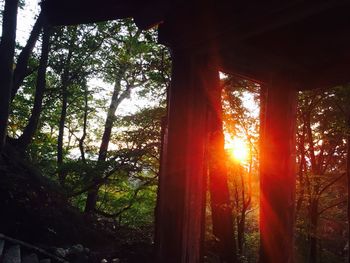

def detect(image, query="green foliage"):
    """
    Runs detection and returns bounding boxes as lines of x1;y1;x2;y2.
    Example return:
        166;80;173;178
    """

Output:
8;13;170;231
295;85;350;262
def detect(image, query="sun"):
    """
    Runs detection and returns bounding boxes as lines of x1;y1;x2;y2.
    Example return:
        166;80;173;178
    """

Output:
225;137;249;162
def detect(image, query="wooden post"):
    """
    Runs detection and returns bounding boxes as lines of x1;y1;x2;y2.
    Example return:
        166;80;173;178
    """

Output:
259;83;297;263
155;51;215;263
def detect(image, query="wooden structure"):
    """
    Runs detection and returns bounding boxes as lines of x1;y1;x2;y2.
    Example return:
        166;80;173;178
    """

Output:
43;1;350;262
0;235;67;263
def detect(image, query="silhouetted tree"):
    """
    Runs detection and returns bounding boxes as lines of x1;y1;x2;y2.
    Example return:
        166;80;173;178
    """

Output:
0;0;18;150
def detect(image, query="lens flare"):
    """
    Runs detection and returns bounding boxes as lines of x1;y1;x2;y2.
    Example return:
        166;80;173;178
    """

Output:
226;137;248;162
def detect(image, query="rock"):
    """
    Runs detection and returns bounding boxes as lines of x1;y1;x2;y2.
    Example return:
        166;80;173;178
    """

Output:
3;245;21;263
22;253;39;263
68;244;84;254
0;239;4;257
66;244;89;263
53;247;67;258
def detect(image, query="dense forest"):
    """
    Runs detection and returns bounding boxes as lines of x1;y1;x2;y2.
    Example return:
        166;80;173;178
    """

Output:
1;1;350;263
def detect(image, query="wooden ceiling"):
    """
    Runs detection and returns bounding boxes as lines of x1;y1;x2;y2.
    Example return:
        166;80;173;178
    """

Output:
42;0;350;90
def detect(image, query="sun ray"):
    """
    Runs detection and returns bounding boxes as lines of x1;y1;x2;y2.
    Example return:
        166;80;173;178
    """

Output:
225;137;249;163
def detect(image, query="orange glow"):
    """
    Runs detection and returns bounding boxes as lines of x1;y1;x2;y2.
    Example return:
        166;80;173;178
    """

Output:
226;137;249;162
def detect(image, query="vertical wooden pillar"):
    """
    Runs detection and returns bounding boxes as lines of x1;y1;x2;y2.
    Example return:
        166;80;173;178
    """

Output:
155;51;215;263
259;83;297;263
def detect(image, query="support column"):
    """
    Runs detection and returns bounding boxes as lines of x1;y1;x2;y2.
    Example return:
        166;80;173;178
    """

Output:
155;51;215;263
259;83;297;263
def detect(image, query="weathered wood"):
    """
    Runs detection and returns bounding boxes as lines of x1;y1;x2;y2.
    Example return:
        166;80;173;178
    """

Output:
154;116;167;254
155;51;214;263
43;0;350;92
0;233;67;263
259;82;297;263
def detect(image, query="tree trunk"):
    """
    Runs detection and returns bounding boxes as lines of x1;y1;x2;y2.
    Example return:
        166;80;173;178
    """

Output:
57;77;68;185
308;199;319;263
237;213;246;256
259;82;297;263
296;121;307;219
98;81;124;162
17;27;51;150
208;73;237;262
57;49;73;185
0;0;18;151
56;27;77;185
154;116;168;254
78;84;88;163
84;29;141;213
11;12;43;100
84;72;128;213
237;170;250;257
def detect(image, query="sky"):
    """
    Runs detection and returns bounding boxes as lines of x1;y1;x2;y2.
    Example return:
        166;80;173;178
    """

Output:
0;0;40;45
17;0;40;44
1;0;258;126
0;0;160;116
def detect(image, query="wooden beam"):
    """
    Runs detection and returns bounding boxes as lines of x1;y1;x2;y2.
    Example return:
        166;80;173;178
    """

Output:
42;0;170;28
303;58;350;90
155;51;215;263
159;0;349;51
259;82;297;263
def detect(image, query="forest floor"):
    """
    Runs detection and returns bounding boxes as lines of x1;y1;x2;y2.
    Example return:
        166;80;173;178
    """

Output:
0;145;154;263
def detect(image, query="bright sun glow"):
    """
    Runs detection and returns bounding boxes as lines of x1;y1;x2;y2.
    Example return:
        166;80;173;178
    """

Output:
226;137;249;162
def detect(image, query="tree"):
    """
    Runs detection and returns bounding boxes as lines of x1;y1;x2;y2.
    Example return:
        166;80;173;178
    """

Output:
48;23;107;184
223;76;260;261
296;87;349;263
15;26;51;151
207;77;237;263
84;20;169;213
11;11;43;100
0;0;18;150
93;107;165;225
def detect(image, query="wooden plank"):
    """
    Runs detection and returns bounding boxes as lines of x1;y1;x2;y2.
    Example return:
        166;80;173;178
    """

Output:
155;51;213;262
0;234;67;263
159;0;349;51
259;82;297;263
